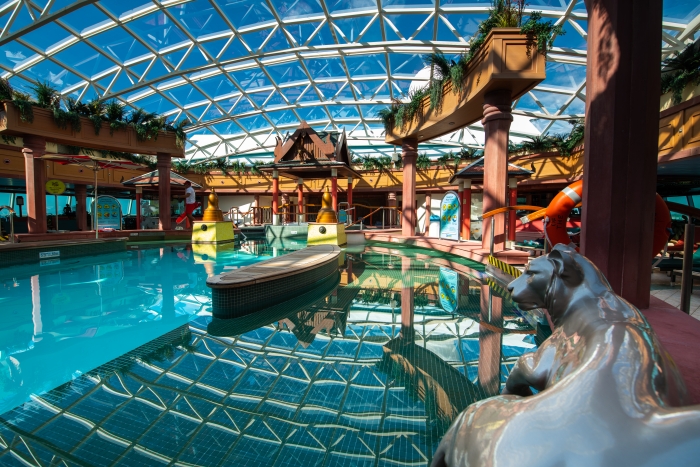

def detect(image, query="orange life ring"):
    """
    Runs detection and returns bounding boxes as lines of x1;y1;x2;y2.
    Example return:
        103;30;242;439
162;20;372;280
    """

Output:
545;182;672;259
545;180;583;249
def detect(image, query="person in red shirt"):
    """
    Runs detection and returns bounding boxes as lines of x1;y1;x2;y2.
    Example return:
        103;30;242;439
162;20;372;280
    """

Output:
176;181;200;228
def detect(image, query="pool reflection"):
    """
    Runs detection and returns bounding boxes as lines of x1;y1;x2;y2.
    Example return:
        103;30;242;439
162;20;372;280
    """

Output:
0;245;538;467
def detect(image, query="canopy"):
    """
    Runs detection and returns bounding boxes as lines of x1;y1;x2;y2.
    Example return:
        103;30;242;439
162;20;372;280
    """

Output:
42;154;146;238
122;171;202;189
42;154;145;171
5;1;698;162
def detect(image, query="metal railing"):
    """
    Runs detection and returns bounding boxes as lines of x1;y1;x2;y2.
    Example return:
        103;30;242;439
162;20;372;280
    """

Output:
481;205;544;255
225;206;273;226
0;206;16;243
347;206;402;230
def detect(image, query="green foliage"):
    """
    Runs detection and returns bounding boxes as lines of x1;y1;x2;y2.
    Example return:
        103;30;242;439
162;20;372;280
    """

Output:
557;119;585;156
509;119;584;156
172;159;191;173
249;160;264;175
52;107;82;133
105;100;127;135
381;1;564;133
489;0;526;28
166;118;190;148
661;42;700;105
458;147;482;160
3;82;189;146
30;81;60;109
11;92;34;123
1;135;16;145
0;77;12;101
520;12;564;58
375;155;393;170
416;152;432;171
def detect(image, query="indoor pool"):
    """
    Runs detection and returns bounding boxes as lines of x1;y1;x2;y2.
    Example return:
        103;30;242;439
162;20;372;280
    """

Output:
0;240;539;466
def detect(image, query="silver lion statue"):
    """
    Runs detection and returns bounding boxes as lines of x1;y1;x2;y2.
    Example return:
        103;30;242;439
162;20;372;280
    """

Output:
432;244;700;467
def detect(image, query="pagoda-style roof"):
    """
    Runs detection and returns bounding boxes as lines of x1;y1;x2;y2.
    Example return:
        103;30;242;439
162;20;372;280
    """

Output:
122;170;202;188
449;157;532;184
259;121;360;180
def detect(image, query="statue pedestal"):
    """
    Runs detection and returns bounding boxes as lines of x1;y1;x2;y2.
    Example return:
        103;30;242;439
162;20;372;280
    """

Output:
308;223;346;247
192;221;235;244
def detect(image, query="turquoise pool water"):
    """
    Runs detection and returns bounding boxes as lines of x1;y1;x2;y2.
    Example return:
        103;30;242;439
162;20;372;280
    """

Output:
0;240;538;466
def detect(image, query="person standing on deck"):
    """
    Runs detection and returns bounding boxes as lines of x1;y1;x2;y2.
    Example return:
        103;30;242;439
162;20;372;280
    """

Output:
176;181;200;228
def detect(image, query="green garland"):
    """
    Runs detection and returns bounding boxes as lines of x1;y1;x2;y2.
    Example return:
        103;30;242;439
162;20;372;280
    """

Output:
509;119;584;157
0;78;190;146
380;1;564;133
661;42;700;105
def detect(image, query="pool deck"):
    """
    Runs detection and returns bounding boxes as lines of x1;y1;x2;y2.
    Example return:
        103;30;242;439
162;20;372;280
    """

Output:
14;229;195;243
208;244;341;288
362;230;531;265
642;297;700;404
207;245;342;318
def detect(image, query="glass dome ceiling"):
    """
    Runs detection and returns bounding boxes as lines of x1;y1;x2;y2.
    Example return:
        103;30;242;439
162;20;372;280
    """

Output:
1;0;699;162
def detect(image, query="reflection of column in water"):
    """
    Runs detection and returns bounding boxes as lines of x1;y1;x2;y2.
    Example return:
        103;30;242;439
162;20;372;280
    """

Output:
400;256;414;342
458;275;470;310
160;248;175;318
478;283;503;397
31;275;42;341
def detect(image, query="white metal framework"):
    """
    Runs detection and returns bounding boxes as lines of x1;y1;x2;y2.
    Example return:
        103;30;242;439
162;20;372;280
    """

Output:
1;0;699;163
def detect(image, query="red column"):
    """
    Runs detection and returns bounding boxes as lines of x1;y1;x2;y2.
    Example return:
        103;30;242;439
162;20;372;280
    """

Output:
22;136;47;234
347;176;353;221
157;153;171;230
424;192;432;235
297;178;303;221
508;178;517;243
75;184;87;231
481;90;513;252
272;170;279;224
401;139;418;237
479;283;502;396
331;169;338;212
462;180;472;240
135;187;142;230
400;255;414;342
581;0;662;309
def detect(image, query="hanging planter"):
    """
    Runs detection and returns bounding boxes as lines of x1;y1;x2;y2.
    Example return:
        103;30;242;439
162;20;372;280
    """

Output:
382;28;547;145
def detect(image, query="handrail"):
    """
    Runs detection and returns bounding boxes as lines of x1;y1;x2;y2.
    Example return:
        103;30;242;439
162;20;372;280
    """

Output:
0;206;16;243
481;205;543;219
347;206;401;230
519;202;582;224
666;202;700;219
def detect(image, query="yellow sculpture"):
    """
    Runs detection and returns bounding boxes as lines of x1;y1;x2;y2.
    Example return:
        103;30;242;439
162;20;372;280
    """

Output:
316;188;338;223
192;189;234;244
308;187;346;246
202;189;224;222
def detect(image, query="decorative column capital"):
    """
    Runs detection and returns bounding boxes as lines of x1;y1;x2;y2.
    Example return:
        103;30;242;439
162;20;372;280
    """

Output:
482;89;513;125
272;169;279;179
156;152;171;167
462;179;472;189
401;139;418;159
331;168;338;177
22;135;46;158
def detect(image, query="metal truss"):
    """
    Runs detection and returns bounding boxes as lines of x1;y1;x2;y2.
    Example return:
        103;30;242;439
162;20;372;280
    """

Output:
1;0;699;163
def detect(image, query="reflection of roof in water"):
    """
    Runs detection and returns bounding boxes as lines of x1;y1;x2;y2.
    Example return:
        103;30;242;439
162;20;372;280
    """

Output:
0;250;538;466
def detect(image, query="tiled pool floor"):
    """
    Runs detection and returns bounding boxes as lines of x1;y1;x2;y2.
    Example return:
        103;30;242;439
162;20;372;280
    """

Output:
0;242;537;466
